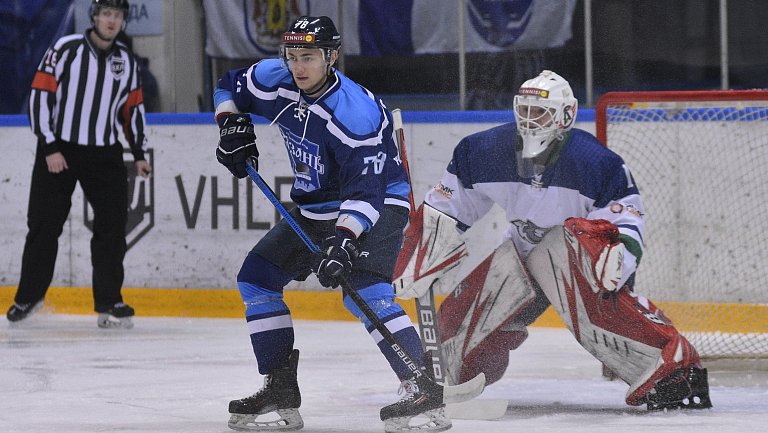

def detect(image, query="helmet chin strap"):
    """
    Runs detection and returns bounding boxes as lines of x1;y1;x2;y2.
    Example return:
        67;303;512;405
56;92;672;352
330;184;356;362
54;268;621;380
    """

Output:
303;74;331;98
302;61;336;99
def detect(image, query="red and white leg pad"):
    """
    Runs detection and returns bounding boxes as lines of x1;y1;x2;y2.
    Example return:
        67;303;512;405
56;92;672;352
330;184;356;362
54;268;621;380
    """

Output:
527;223;703;406
438;239;536;386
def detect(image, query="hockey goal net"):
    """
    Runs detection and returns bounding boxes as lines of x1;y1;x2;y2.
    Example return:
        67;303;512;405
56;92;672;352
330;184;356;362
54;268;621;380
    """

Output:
596;90;768;363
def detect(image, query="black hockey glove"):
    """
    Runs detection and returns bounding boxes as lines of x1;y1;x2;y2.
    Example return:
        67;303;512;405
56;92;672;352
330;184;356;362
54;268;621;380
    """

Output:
314;230;360;289
216;113;258;178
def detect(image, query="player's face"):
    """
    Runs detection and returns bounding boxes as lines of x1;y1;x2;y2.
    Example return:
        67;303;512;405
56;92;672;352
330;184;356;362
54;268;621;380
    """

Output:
285;48;332;92
93;7;125;41
515;104;555;131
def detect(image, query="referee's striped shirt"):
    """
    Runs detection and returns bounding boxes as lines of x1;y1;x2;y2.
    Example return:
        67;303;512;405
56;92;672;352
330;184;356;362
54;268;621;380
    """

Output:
28;30;147;161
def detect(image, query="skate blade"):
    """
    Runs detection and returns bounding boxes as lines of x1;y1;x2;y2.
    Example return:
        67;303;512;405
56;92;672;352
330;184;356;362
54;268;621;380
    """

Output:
647;395;713;411
383;407;451;433
228;408;304;431
446;398;508;420
97;314;134;329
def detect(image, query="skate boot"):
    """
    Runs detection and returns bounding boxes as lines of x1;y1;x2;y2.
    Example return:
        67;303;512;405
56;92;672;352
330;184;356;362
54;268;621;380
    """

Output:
228;349;303;431
97;302;135;329
380;375;451;433
6;300;43;323
645;365;712;411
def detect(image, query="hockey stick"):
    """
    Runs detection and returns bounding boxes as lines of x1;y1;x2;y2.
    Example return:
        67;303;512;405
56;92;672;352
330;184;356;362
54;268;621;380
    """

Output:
392;110;508;420
392;109;447;383
244;159;484;405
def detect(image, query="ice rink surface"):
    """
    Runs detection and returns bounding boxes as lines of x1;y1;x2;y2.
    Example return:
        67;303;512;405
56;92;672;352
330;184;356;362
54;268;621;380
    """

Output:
2;314;767;433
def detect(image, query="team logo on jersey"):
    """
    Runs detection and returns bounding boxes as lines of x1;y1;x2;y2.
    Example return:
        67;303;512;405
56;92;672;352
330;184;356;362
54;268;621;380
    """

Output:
467;0;533;47
110;59;126;78
83;149;154;251
512;219;548;244
279;127;324;192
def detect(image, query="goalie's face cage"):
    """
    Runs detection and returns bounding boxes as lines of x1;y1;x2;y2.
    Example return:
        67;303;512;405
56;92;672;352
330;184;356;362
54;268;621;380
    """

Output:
514;95;572;159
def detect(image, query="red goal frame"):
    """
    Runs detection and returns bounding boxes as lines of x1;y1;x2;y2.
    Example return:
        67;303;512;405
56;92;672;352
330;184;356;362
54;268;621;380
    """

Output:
595;89;768;145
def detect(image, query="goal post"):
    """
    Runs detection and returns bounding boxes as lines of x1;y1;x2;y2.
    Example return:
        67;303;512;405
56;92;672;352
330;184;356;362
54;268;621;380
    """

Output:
596;90;768;364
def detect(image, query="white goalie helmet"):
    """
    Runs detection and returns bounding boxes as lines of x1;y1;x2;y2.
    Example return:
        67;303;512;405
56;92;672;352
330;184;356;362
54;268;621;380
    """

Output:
513;70;578;159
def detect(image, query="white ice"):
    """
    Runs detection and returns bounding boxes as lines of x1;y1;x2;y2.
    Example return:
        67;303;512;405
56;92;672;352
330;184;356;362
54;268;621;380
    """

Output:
2;314;767;433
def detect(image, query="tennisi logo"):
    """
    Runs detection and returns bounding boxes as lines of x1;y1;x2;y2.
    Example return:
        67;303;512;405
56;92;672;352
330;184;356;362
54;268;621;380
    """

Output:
518;87;550;98
283;33;314;43
83;149;154;251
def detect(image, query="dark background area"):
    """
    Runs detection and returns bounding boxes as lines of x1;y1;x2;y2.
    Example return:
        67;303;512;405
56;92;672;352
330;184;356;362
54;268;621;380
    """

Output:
2;0;767;113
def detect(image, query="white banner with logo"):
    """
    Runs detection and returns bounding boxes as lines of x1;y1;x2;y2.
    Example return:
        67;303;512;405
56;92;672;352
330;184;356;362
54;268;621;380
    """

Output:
203;0;577;58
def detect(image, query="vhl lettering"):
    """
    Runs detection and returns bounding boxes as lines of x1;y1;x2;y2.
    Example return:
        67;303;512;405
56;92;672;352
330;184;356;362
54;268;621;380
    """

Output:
175;174;294;230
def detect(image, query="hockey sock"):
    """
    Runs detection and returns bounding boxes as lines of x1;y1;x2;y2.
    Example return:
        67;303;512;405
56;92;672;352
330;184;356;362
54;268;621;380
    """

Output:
344;282;425;380
238;281;295;374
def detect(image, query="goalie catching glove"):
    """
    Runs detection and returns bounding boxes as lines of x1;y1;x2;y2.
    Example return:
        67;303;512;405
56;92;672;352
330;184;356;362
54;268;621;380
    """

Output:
393;204;468;299
563;217;624;293
216;112;258;178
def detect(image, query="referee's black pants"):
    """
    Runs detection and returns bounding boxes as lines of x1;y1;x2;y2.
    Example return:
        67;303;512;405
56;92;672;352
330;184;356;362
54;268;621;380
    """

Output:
14;141;128;312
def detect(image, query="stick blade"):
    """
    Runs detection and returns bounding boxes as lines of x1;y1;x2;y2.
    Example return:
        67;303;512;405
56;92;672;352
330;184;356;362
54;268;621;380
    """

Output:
442;372;485;404
446;398;508;420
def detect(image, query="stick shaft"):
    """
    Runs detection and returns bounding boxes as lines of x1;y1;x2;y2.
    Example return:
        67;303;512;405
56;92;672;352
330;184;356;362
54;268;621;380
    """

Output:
392;109;416;214
245;161;426;381
392;109;449;384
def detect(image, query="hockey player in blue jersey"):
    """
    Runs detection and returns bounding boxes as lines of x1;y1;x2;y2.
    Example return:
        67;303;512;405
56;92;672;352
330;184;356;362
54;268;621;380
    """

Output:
394;70;711;412
213;16;451;432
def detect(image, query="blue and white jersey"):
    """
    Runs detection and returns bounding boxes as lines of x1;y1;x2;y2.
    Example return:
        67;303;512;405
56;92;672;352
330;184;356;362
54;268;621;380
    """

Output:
425;123;645;285
214;59;410;234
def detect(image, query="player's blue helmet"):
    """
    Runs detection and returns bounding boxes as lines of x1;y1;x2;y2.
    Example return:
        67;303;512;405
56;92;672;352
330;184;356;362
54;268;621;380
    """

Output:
281;16;341;72
282;16;342;51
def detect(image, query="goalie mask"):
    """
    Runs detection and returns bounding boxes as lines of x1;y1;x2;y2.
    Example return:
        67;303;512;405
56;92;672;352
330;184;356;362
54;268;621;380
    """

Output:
513;70;577;178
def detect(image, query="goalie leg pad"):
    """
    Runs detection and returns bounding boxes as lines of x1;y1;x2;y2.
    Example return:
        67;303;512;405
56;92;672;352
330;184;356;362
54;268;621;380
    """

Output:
454;325;528;385
527;225;706;407
437;239;538;385
393;204;468;300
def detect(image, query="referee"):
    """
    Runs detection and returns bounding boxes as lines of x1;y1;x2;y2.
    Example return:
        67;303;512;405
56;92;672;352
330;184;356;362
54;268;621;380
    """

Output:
6;0;151;328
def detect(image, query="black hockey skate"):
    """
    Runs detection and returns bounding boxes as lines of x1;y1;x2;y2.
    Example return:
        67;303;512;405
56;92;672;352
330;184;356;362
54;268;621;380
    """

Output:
6;300;43;323
96;302;135;329
380;374;451;433
645;365;712;411
228;349;303;431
